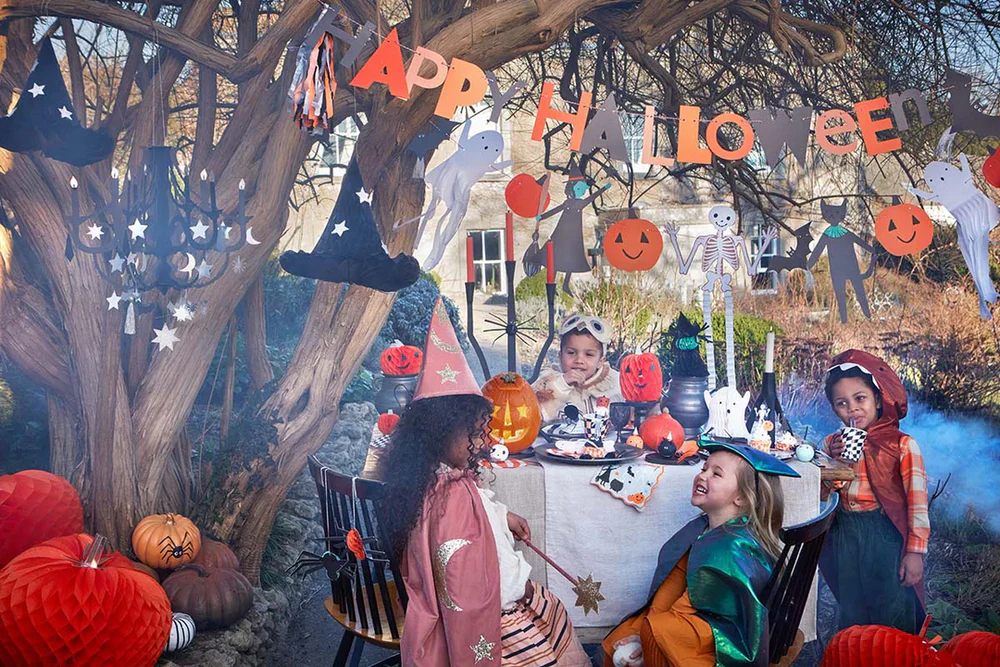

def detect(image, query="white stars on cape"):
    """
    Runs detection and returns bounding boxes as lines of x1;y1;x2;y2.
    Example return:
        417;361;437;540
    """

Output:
58;106;73;120
331;220;349;237
28;83;45;97
152;325;180;351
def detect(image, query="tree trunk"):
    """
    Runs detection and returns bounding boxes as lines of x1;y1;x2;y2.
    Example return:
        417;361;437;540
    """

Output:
242;274;273;389
220;316;238;443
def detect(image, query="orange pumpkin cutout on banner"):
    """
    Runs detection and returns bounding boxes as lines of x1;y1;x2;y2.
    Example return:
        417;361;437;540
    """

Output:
0;534;172;667
940;631;1000;667
619;350;664;402
132;513;202;570
875;203;934;256
603;218;664;272
505;173;551;218
821;622;957;667
481;372;541;454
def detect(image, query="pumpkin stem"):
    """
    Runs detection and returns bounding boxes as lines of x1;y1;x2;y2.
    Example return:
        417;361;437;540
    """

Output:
500;372;519;383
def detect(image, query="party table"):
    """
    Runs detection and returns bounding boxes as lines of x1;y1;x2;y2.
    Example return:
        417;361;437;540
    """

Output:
484;443;824;645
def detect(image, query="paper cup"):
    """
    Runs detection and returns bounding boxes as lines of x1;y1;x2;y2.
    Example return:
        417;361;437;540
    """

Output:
839;427;867;462
583;414;610;443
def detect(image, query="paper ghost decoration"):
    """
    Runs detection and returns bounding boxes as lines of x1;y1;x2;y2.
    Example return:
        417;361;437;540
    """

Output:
703;386;751;440
591;463;664;511
0;37;113;167
404;120;512;270
279;153;419;292
907;141;1000;319
944;69;1000;140
806;199;876;323
405;118;461;179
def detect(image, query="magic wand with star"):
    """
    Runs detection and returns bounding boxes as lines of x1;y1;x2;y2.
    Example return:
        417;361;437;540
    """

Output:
521;537;604;615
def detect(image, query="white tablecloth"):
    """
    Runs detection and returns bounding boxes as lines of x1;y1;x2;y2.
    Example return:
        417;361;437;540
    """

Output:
485;446;821;643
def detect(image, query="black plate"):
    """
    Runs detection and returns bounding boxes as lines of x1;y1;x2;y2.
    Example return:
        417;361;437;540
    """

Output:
536;445;645;466
539;422;590;441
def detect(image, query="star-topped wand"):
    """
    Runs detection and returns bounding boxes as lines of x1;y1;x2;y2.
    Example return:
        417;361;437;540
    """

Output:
521;537;604;615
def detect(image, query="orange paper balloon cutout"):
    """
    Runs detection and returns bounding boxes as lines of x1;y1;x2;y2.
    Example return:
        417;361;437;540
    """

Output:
875;203;934;256
821;624;957;667
0;534;172;667
940;631;1000;667
0;469;84;568
505;173;551;218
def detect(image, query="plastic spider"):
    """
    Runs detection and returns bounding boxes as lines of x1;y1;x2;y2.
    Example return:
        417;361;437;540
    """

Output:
159;532;196;564
288;530;389;585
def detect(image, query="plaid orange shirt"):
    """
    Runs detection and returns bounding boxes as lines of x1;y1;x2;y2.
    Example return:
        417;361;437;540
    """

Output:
824;435;930;554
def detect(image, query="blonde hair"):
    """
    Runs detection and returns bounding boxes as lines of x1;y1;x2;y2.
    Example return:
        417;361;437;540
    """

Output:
734;459;785;561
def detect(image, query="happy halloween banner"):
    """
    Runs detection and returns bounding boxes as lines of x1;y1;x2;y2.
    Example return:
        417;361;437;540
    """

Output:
305;5;947;169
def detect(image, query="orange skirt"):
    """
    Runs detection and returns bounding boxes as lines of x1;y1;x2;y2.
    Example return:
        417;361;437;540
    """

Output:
603;553;715;667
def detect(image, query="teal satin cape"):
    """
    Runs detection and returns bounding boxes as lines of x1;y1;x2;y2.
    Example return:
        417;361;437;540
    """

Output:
647;515;773;667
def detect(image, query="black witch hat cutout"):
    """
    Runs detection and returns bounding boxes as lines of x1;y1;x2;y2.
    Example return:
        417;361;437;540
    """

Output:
279;154;420;292
0;37;113;167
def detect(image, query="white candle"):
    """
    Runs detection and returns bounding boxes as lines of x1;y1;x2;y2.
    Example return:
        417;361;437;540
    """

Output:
765;331;775;373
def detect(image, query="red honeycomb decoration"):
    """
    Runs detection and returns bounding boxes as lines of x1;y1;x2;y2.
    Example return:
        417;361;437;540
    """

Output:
940;631;1000;667
0;534;172;667
0;469;84;568
821;618;958;667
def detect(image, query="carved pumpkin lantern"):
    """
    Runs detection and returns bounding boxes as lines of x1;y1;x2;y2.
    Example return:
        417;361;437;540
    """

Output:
638;412;685;451
481;372;541;454
0;469;84;568
0;534;172;667
602;218;664;272
821;623;957;667
505;173;552;218
619;350;664;402
940;631;1000;667
192;537;240;570
875;203;934;256
132;513;201;570
379;340;423;376
161;564;254;630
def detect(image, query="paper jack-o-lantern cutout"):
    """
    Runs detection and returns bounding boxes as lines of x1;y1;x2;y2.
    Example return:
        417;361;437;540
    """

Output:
481;372;541;454
619;350;664;402
603;218;664;272
875;203;934;256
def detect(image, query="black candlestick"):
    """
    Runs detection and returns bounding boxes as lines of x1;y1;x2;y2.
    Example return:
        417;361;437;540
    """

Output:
529;283;557;383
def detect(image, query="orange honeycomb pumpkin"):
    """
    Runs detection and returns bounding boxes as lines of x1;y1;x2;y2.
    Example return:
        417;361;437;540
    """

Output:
619;350;663;402
821;623;956;667
940;631;1000;667
481;372;541;454
379;341;423;376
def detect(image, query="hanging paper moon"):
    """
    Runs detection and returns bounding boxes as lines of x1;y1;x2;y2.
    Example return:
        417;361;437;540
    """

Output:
432;539;471;611
165;612;196;653
875;203;934;256
181;253;197;276
245;227;261;245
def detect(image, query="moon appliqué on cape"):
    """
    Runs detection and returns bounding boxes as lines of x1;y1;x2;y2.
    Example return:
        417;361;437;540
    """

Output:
434;538;471;612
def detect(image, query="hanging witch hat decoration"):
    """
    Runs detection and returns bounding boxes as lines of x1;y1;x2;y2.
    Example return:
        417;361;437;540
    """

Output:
279;154;419;292
0;37;113;166
413;297;482;401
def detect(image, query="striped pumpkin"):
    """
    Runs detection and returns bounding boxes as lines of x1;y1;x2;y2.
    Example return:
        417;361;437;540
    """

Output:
165;612;196;653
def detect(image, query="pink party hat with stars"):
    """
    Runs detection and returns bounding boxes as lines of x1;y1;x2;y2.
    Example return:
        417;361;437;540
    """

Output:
412;297;483;401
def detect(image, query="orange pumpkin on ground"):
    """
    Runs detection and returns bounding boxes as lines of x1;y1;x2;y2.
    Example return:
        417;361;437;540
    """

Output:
603;218;664;272
482;372;542;454
619;350;664;402
0;469;84;568
940;630;1000;667
379;340;423;376
638;412;685;451
132;513;201;570
192;537;240;570
0;534;172;667
875;203;934;256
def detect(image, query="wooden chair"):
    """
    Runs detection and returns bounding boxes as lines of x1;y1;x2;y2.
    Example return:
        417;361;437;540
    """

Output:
765;493;840;667
303;456;408;667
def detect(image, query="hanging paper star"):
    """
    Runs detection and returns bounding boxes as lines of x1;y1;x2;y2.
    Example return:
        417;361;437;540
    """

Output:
220;223;231;240
58;106;72;120
108;253;125;273
86;224;104;240
196;259;213;279
572;573;605;616
106;292;121;310
170;299;194;322
331;220;349;237
233;255;245;274
128;219;147;240
437;364;460;384
28;83;45;97
470;636;495;664
356;188;373;205
190;220;210;240
152;325;180;351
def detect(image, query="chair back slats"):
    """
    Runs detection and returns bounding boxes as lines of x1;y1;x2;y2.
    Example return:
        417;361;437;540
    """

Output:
764;493;840;663
305;455;404;642
374;501;409;614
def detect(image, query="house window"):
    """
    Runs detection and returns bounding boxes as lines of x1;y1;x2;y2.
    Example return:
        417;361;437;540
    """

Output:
619;113;651;176
749;221;780;292
469;229;507;294
319;116;361;175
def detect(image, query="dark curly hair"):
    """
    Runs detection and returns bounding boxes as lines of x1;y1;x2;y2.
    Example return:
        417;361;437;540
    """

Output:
380;394;493;562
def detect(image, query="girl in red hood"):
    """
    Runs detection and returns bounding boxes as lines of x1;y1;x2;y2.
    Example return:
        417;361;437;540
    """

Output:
818;349;929;633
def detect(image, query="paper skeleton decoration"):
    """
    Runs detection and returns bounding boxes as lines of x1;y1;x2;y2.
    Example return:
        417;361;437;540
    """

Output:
592;463;664;511
405;120;512;270
704;386;751;440
907;130;1000;319
807;199;876;324
664;206;777;390
0;37;113;166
